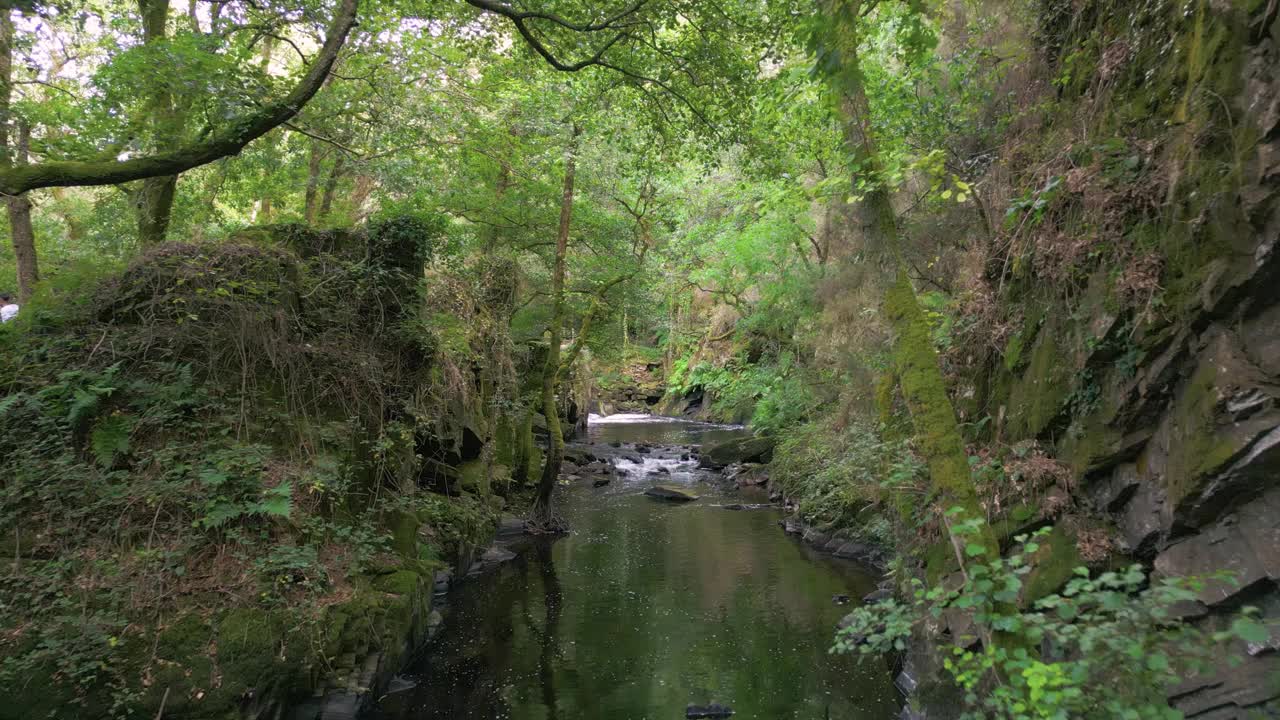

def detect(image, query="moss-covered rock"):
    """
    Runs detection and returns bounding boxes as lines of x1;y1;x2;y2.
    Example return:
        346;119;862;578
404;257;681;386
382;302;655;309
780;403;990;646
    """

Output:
1005;327;1071;440
372;569;422;596
1020;525;1084;606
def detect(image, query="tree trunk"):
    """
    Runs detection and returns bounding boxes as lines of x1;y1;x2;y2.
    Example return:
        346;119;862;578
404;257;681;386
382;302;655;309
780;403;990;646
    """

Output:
136;174;177;244
304;139;324;225
350;173;376;223
822;0;997;559
317;153;347;222
530;123;579;530
256;36;278;222
484;161;512;250
136;0;179;244
1;14;38;300
7;193;36;300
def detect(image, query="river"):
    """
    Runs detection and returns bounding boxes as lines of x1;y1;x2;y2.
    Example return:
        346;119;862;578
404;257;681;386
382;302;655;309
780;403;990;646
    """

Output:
369;414;899;719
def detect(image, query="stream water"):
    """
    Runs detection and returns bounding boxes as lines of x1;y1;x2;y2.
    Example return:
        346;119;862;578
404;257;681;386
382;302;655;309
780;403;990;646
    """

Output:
370;414;899;720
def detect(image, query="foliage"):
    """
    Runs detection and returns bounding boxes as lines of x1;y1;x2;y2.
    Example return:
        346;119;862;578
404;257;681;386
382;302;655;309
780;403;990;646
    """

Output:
772;418;923;543
834;523;1268;720
0;221;492;715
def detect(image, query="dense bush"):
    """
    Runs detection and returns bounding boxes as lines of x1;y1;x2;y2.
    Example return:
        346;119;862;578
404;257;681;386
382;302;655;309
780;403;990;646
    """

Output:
771;418;923;545
0;218;496;716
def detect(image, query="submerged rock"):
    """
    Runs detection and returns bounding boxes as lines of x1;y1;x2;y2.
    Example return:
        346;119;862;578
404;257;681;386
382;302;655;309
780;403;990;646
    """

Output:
593;477;611;488
645;485;699;502
686;703;734;718
481;546;517;564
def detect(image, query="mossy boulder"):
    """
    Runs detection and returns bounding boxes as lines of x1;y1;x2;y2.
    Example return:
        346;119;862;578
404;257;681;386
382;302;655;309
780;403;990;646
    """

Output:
372;569;423;596
698;436;774;468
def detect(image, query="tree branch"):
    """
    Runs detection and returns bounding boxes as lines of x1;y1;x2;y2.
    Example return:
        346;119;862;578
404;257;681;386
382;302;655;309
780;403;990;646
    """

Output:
0;0;359;196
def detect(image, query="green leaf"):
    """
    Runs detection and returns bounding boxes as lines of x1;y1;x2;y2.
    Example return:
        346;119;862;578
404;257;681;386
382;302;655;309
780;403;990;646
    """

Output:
1231;618;1270;644
256;484;293;519
90;414;133;467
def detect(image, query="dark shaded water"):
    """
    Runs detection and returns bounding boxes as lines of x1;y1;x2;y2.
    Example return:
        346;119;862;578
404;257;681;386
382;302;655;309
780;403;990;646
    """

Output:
372;414;899;720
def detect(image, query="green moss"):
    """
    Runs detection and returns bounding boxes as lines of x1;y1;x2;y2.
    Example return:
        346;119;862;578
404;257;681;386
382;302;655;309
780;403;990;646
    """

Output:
1002;307;1044;372
214;608;301;710
1006;327;1070;440
372;569;421;595
924;539;960;586
1162;355;1242;507
387;509;421;559
992;504;1041;547
1021;526;1083;606
457;459;489;495
513;410;541;485
885;270;998;557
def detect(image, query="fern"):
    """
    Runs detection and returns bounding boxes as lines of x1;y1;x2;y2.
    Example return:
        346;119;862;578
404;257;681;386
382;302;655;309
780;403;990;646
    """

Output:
255;484;293;520
90;414;133;467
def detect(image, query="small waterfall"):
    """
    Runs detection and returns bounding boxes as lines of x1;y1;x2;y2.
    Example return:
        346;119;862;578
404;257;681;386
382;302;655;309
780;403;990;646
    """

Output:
612;455;700;482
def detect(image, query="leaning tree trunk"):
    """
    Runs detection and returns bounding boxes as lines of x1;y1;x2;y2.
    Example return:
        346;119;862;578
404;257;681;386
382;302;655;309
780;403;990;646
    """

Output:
0;14;38;300
530;124;579;530
822;0;997;561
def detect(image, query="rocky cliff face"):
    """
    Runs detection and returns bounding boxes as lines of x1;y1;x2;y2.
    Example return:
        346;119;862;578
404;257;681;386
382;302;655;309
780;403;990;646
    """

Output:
928;0;1280;714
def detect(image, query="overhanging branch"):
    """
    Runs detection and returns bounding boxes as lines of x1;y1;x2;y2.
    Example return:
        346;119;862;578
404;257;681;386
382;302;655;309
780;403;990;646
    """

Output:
0;0;359;196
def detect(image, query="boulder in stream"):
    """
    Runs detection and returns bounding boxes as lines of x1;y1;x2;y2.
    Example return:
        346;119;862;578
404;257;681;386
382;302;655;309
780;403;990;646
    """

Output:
593;477;611;488
645;485;699;502
698;436;774;469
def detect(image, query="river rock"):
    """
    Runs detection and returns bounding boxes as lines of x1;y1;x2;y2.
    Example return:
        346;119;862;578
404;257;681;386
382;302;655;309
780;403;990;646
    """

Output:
645;485;699;502
698;436;774;469
496;516;526;538
863;588;893;605
834;541;877;562
782;518;803;534
802;528;831;547
734;464;770;487
593;477;611;488
432;569;452;594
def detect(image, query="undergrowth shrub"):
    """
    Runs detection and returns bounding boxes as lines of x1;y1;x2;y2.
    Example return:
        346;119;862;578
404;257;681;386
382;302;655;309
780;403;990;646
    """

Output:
0;217;498;716
834;521;1269;720
772;418;924;545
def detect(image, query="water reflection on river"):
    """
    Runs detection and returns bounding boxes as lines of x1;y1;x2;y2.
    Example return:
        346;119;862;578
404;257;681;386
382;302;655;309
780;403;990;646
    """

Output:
370;414;899;720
